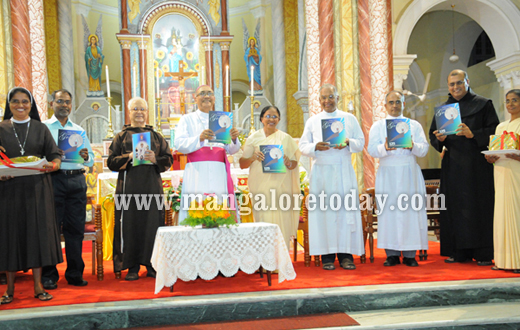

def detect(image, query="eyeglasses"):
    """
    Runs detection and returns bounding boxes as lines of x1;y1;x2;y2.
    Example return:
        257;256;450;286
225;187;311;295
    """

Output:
197;91;214;97
506;98;519;104
55;99;72;105
448;80;465;88
131;108;147;112
387;100;402;106
320;94;336;100
264;115;279;119
9;99;30;105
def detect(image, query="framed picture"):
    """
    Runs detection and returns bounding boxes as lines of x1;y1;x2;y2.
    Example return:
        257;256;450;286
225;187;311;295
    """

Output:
102;140;112;156
102;156;108;170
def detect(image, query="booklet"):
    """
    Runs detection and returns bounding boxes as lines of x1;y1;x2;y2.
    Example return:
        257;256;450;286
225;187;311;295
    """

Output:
321;118;346;147
386;118;412;148
260;145;286;173
209;111;233;144
434;103;461;135
58;129;87;163
132;131;152;166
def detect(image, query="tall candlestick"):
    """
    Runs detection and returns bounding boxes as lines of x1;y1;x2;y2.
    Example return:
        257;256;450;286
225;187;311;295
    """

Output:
141;34;146;96
156;69;160;98
106;65;111;98
226;65;229;97
201;65;205;85
250;65;254;96
132;66;137;97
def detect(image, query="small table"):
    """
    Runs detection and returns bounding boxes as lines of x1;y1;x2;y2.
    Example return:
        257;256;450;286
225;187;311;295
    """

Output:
151;223;296;294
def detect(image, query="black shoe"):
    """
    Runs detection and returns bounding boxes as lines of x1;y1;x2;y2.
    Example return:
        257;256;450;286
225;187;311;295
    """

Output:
383;256;400;266
0;273;6;285
125;272;139;281
67;278;88;287
146;270;156;278
43;280;58;290
477;260;493;266
403;257;419;267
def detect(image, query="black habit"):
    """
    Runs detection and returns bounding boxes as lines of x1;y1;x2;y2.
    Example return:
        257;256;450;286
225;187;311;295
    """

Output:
0;119;63;271
429;90;499;261
108;125;173;272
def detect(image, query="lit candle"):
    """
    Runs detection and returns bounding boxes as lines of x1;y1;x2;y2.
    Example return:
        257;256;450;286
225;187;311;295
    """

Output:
226;65;229;97
156;68;160;99
201;65;205;85
106;65;110;98
250;65;254;96
132;67;137;97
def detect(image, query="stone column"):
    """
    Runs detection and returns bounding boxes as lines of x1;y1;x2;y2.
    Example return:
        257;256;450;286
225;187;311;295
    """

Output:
58;0;74;98
305;0;321;116
221;0;229;35
393;55;417;91
120;40;132;124
284;0;301;137
221;41;230;105
271;0;287;132
318;0;335;85
202;40;214;89
120;0;128;33
488;52;520;121
138;38;148;101
28;0;48;119
10;0;32;90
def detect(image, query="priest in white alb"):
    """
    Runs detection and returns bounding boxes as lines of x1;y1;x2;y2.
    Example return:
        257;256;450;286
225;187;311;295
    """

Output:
299;84;365;271
367;90;429;267
174;85;241;222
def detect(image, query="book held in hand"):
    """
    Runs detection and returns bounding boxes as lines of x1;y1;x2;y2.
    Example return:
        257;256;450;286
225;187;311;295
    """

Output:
434;103;461;135
260;145;286;173
386;118;412;148
132;131;152;166
209;111;233;144
58;129;86;163
321;118;346;147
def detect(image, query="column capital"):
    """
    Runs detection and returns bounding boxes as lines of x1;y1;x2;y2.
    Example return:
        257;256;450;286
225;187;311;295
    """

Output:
220;41;231;51
393;54;417;90
119;40;132;50
137;40;149;50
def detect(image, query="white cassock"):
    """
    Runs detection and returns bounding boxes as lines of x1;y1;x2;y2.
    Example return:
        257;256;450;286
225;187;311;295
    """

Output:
299;109;365;256
367;115;429;251
174;109;241;222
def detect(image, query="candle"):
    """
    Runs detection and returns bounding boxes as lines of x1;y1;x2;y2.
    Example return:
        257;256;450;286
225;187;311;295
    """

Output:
226;65;229;97
250;65;254;96
201;65;205;85
106;65;110;98
156;68;160;98
132;66;137;97
141;34;146;97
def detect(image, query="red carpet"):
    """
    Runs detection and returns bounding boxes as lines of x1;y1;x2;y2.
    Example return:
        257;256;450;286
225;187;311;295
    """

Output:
121;312;359;329
1;240;519;310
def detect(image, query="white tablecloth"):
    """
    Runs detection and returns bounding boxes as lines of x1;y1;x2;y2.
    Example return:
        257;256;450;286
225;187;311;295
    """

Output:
150;222;296;294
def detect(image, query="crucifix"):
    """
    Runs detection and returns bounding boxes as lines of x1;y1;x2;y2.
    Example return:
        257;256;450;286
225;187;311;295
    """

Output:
164;62;199;115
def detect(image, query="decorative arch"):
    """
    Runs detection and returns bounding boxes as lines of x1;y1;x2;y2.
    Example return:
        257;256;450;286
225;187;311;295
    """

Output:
394;0;520;59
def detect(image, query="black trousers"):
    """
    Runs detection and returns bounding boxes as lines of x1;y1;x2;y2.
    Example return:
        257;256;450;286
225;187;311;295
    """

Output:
42;172;87;283
321;253;353;264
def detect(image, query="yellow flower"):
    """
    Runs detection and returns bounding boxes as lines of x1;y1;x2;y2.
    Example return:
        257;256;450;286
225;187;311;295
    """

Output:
195;63;200;71
156;50;165;60
162;65;169;73
186;52;193;61
154;60;159;68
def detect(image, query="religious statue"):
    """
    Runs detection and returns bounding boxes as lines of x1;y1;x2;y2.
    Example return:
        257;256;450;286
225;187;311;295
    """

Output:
128;0;141;23
242;19;262;92
82;15;105;97
208;0;221;25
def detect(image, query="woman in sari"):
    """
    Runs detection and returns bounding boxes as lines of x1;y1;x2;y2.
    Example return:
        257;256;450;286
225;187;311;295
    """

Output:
240;106;301;248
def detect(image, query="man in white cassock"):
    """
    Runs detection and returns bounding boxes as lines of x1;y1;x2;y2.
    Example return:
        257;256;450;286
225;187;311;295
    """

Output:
367;90;429;267
174;85;241;222
299;84;365;271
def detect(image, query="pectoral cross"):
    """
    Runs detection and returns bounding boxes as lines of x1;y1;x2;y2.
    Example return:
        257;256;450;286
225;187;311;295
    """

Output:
164;63;199;115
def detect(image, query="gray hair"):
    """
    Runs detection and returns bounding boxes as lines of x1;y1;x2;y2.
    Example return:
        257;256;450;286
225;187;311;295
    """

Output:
384;90;405;104
128;96;148;110
319;84;338;98
448;69;468;81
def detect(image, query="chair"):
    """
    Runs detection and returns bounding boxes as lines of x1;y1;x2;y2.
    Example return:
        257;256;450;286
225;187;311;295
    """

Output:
293;187;320;267
62;195;103;281
362;185;441;263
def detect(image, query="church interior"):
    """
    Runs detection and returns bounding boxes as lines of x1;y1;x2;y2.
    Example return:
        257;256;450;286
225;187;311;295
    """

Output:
1;0;520;329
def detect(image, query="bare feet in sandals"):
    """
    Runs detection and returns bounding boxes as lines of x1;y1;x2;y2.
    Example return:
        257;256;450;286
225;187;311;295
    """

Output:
34;292;53;301
1;293;13;305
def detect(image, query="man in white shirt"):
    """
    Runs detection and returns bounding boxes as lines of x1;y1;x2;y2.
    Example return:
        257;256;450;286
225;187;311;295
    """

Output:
174;85;241;222
367;90;429;267
42;89;94;289
299;84;365;270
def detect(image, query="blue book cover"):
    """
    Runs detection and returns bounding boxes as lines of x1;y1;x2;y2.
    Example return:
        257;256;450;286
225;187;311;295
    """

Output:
434;103;461;135
58;129;86;163
132;132;152;166
208;111;233;144
386;118;412;148
260;145;286;173
321;118;346;147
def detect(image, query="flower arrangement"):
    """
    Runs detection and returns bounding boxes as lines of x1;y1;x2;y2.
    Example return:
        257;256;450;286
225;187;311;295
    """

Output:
180;194;236;228
165;179;182;213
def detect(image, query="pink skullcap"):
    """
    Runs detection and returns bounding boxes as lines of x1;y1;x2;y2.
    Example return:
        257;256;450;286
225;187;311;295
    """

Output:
195;85;213;94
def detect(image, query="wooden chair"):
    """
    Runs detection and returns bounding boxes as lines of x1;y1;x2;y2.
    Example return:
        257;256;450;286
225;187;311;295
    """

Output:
362;185;441;263
293;187;320;267
63;195;103;281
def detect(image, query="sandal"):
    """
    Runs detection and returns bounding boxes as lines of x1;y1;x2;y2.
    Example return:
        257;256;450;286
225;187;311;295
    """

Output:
322;263;335;270
340;259;356;270
34;292;53;301
1;294;13;305
513;269;520;274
